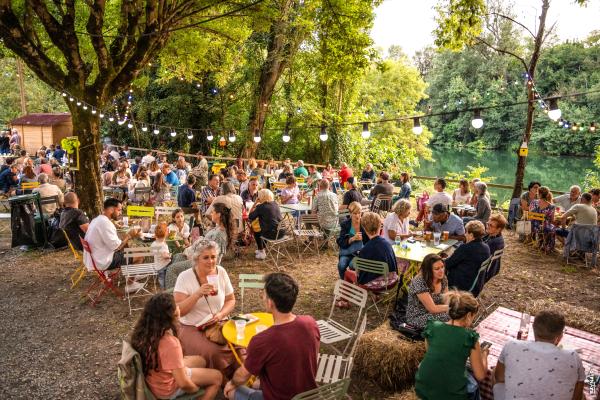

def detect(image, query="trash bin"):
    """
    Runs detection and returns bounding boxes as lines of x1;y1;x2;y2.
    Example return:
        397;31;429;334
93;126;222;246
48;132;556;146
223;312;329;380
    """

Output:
8;193;48;248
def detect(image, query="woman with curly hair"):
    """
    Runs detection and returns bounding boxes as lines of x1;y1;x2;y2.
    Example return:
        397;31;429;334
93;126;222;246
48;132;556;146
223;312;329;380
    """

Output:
130;293;221;400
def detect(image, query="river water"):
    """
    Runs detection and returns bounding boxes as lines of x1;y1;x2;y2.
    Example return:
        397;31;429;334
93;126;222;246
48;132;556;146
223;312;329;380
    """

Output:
415;147;596;203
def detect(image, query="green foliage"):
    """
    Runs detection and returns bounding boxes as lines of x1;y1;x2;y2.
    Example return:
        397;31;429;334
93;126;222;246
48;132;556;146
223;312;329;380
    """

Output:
446;165;496;184
434;0;487;51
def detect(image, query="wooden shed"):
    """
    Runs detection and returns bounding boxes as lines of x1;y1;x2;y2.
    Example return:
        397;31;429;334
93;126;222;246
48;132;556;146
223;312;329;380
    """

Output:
10;113;72;155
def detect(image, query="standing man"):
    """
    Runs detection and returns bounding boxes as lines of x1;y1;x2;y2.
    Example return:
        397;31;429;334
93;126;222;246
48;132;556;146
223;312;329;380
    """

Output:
9;129;20;151
224;273;320;400
141;150;155;166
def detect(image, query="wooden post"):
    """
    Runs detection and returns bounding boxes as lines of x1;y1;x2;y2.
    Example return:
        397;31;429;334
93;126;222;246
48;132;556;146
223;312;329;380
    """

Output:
16;59;27;115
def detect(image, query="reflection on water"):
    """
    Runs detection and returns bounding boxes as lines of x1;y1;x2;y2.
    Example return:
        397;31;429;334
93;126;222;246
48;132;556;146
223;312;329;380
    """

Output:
416;147;595;202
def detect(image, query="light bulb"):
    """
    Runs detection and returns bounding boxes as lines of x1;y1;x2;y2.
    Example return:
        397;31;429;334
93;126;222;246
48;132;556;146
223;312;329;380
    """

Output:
558;120;564;127
471;109;483;129
207;131;214;141
590;122;597;132
547;98;561;121
99;113;105;119
412;117;423;135
141;125;148;132
253;135;261;143
76;101;81;106
228;130;236;142
282;129;291;142
69;97;74;102
219;136;226;146
187;132;194;139
153;127;160;135
91;108;97;115
83;105;88;110
62;92;67;97
127;122;133;129
117;120;125;125
109;116;115;122
319;126;328;141
361;122;371;139
170;130;177;137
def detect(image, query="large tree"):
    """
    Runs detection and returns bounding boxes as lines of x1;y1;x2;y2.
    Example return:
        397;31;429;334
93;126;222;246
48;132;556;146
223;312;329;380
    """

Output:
0;0;259;216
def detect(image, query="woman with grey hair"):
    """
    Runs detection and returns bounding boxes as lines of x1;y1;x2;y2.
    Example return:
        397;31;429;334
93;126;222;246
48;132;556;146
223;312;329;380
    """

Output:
206;180;243;230
464;182;491;224
173;239;236;373
382;198;412;244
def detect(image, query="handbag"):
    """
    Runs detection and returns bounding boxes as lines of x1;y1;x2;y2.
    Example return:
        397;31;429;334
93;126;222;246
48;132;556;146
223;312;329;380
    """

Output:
251;218;261;233
191;268;228;345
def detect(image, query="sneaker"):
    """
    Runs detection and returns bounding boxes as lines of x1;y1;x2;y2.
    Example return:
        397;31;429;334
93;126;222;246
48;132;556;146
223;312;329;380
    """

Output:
125;281;144;293
255;250;267;260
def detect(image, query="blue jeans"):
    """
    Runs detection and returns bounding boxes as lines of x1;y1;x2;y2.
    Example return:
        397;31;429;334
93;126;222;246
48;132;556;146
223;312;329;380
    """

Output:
234;386;264;400
338;255;355;279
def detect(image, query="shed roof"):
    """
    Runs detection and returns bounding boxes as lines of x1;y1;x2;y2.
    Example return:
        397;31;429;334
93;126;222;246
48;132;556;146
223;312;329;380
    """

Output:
10;113;71;126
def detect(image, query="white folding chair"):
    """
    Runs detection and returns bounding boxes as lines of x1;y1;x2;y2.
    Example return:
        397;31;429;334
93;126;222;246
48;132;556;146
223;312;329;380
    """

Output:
291;378;350;400
239;274;264;313
121;247;159;314
316;315;366;385
154;206;178;224
293;214;324;256
316;280;368;354
262;217;295;270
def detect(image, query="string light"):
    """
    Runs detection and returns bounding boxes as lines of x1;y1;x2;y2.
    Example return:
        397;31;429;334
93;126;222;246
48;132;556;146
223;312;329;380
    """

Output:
412;117;423;135
109;116;115;122
117;119;125;126
282;128;291;143
548;98;561;121
319;126;328;141
361;122;371;139
76;101;82;106
83;104;88;110
61;92;67;97
170;129;177;137
206;130;214;141
153;126;160;135
253;130;261;143
91;108;97;115
590;122;597;133
127;122;133;129
219;136;226;147
99;112;105;119
69;97;74;102
228;130;236;142
186;130;194;139
471;109;484;129
141;124;148;132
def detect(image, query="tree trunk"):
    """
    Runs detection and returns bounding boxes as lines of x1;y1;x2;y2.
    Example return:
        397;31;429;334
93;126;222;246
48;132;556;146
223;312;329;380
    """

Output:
69;105;103;218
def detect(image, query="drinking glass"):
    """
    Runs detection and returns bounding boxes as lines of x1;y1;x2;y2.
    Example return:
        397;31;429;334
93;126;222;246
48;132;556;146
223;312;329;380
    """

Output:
394;236;401;248
207;274;219;296
235;320;247;341
518;312;530;340
433;231;441;246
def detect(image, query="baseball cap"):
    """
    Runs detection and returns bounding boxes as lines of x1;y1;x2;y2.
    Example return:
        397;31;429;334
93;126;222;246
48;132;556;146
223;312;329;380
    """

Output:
431;203;449;215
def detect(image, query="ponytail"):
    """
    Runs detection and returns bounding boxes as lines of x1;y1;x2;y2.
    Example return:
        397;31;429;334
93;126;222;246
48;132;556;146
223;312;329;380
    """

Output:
445;290;479;320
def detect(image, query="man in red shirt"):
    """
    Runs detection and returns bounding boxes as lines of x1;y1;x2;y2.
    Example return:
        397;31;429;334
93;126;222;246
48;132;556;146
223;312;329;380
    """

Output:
338;162;353;187
224;273;320;400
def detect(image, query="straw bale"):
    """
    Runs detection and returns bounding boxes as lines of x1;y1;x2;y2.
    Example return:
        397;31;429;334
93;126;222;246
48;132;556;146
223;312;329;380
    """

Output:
384;388;418;400
354;322;425;391
518;299;600;336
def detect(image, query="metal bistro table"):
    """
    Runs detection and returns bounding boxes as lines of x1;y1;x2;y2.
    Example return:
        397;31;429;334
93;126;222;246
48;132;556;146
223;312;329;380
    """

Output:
394;238;458;290
222;312;274;366
279;203;313;228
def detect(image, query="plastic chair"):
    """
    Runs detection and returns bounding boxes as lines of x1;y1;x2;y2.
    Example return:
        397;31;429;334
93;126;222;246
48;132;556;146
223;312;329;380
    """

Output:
291;378;350;400
262;217;295;270
121;247;160;314
62;229;86;289
80;238;123;306
239;274;264;313
353;257;398;319
316;280;368;354
316;316;366;384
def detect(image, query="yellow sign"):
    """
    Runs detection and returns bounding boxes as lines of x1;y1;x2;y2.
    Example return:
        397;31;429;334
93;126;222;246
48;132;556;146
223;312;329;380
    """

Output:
519;142;528;157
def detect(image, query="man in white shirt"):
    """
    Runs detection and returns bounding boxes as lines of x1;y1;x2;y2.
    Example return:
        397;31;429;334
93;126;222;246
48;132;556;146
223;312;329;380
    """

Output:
141;150;155;166
494;310;585;400
33;173;64;214
554;185;581;211
83;198;140;291
425;178;453;211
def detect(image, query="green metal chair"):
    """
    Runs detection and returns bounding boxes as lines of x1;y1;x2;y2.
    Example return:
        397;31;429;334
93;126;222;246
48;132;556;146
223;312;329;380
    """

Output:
352;257;398;320
291;378;350;400
239;274;265;314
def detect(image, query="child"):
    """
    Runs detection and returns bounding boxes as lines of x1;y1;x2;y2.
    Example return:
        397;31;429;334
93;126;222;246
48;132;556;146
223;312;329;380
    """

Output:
130;293;221;400
151;222;172;289
168;208;191;247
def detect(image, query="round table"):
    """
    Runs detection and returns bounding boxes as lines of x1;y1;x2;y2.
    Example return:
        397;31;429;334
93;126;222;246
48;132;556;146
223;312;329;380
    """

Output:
222;312;274;348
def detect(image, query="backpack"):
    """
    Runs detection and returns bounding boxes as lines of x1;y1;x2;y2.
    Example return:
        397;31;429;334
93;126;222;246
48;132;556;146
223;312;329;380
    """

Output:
388;285;424;341
117;340;154;400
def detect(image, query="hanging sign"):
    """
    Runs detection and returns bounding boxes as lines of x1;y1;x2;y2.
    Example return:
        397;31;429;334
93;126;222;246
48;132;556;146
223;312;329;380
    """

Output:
519;142;529;157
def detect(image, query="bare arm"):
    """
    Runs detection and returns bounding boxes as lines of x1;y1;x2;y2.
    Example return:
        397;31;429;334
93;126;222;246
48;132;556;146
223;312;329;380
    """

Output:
416;292;449;314
173;287;212;317
79;223;89;232
469;342;489;381
494;361;505;383
224;364;252;399
172;367;199;393
571;381;584;400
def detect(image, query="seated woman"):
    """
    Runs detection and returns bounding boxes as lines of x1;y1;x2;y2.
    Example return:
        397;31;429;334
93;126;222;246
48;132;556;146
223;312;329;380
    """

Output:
168;208;191;248
151;172;171;204
279;175;299;205
382;199;411;244
415;290;489;400
173;240;236;374
339;177;364;210
484;213;507;282
336;201;369;280
463;182;491;224
204;203;236;264
406;254;450;329
529;186;556;253
445;220;490;296
397;172;411;200
131;293;221;400
248;189;284;261
453;179;471;205
345;212;398;290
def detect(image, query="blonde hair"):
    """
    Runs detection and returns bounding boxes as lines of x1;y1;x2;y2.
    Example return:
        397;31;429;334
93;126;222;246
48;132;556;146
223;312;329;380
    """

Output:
257;188;274;203
538;186;553;202
444;290;479;320
154;222;168;240
361;212;382;235
392;199;411;216
465;220;485;239
348;201;362;214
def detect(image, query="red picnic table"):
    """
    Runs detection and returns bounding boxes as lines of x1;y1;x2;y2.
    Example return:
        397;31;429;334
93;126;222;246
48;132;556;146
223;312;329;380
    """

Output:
476;307;600;400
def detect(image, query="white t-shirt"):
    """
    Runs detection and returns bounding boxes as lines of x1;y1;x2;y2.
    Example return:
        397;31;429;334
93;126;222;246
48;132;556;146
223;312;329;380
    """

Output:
453;189;471;205
174;266;234;327
495;340;585;400
83;215;121;271
168;222;190;239
382;213;409;243
150;240;171;269
426;191;453;209
141;154;155;165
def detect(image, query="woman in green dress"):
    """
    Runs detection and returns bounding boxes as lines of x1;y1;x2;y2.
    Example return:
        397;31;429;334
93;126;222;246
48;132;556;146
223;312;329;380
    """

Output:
415;290;489;400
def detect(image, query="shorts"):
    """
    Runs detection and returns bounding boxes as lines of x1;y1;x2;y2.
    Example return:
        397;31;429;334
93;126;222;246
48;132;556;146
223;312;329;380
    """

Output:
169;368;192;399
106;250;125;270
234;386;264;400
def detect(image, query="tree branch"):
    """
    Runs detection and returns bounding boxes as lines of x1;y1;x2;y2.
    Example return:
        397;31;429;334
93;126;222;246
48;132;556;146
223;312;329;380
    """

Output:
86;0;112;75
475;36;529;72
488;12;536;39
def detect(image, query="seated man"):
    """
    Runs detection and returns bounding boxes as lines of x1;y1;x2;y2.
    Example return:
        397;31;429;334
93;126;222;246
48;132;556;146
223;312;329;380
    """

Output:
59;192;89;250
0;163;19;194
494;310;585;400
369;172;394;209
306;165;322;190
177;175;196;208
224;273;320;400
416;178;453;224
483;213;507;282
33;173;64;214
559;192;597;230
83;198;140;292
553;185;581;211
360;163;376;183
162;163;180;186
311;179;339;234
429;203;466;242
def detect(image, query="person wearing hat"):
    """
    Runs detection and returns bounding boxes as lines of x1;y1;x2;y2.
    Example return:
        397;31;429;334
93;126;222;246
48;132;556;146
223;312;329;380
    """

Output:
429;203;466;242
369;171;394;209
339;177;364;210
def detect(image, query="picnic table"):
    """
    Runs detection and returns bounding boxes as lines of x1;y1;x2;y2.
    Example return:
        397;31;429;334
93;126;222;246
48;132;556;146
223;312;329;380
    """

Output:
394;238;458;290
477;307;600;400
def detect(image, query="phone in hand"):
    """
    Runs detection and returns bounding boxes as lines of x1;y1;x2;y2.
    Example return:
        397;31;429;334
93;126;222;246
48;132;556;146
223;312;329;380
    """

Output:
481;341;492;351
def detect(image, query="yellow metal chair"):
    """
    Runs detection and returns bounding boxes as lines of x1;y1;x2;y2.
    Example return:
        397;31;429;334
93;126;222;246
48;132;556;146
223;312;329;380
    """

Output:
127;205;155;229
272;182;286;190
211;162;227;174
296;177;306;184
525;211;547;250
63;229;87;289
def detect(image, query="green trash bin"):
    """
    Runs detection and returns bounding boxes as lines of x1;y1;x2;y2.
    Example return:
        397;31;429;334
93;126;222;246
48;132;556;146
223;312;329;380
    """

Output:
8;193;48;248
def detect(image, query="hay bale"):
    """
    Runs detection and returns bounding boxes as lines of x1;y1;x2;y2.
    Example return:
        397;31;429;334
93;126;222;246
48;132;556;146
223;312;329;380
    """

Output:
354;322;425;391
384;388;418;400
519;299;600;336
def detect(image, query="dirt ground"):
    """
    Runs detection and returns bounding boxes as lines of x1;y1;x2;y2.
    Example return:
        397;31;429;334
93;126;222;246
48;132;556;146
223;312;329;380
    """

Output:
0;233;598;399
